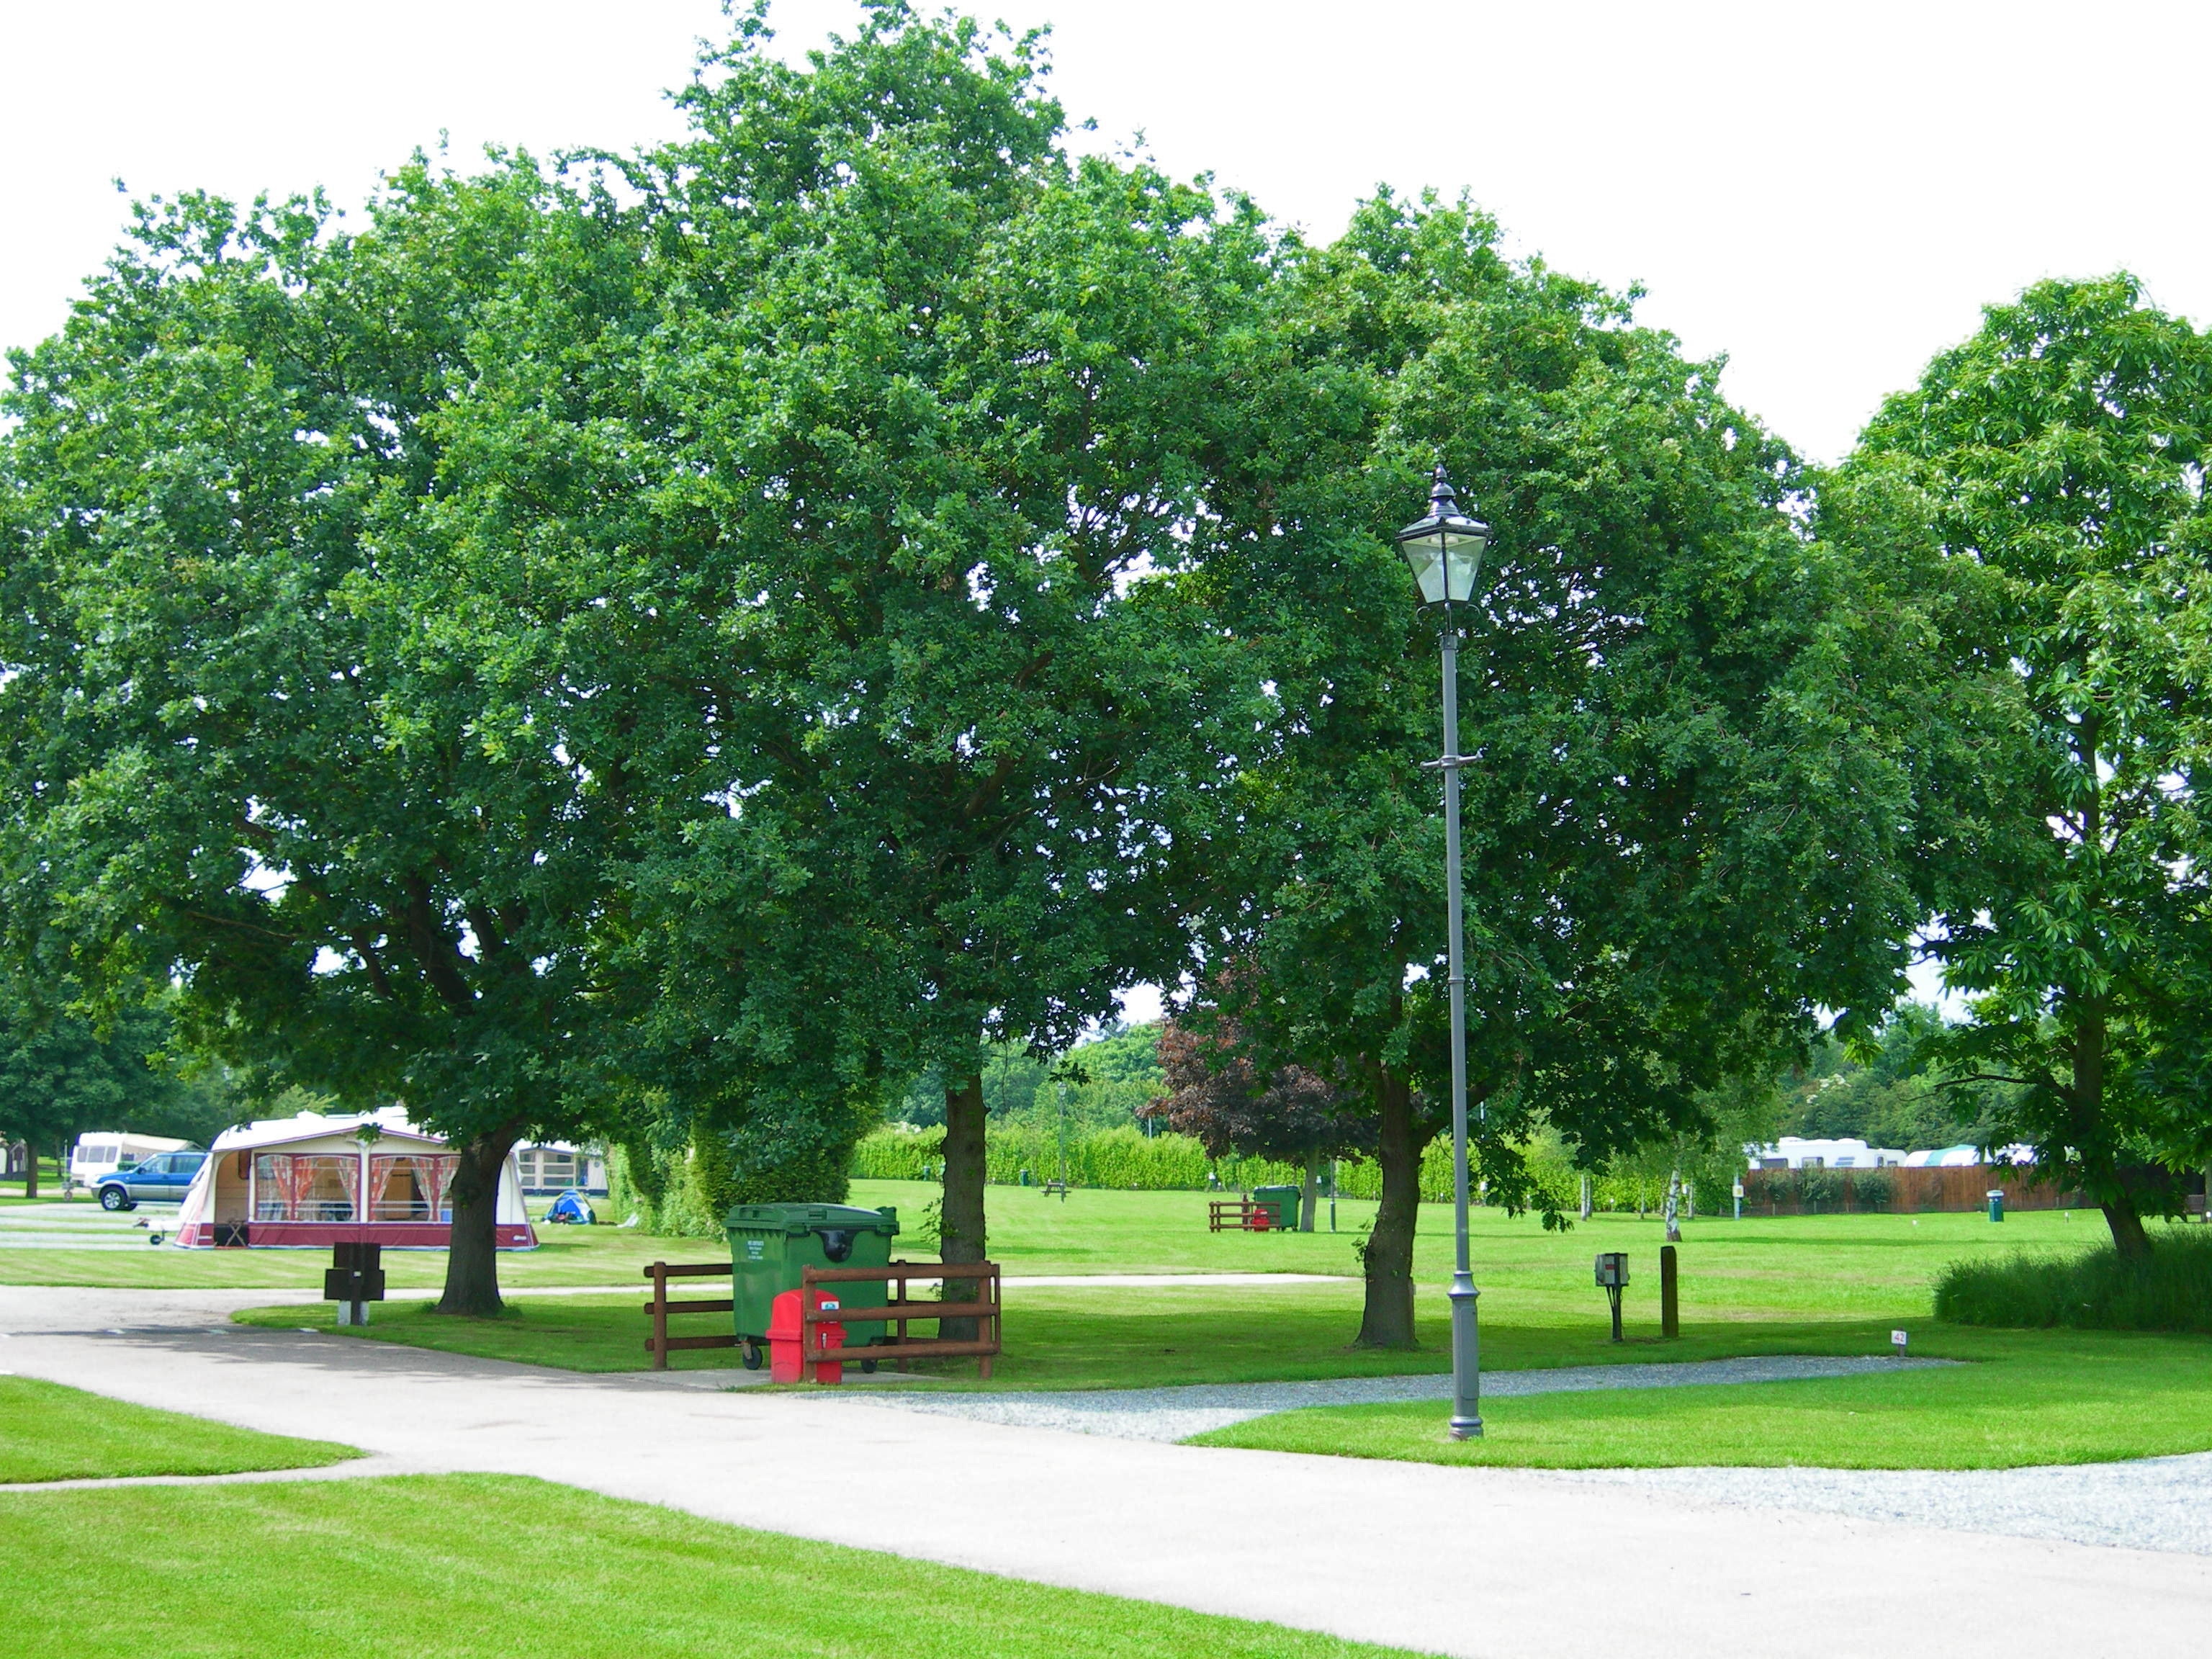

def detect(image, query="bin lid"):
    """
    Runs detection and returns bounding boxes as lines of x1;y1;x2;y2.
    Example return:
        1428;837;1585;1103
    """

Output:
724;1202;900;1237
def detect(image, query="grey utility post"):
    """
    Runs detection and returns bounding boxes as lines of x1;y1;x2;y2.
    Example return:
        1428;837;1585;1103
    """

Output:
1397;464;1493;1442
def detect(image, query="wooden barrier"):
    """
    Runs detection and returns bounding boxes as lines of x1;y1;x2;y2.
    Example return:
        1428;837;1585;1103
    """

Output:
642;1262;737;1371
1739;1165;2086;1216
1208;1197;1267;1232
801;1261;1001;1382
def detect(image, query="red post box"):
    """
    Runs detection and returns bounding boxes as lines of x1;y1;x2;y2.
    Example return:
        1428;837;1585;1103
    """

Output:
767;1286;847;1384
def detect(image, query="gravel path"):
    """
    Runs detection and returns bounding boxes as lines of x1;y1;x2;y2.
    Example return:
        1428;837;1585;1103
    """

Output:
1559;1454;2212;1556
807;1354;1951;1442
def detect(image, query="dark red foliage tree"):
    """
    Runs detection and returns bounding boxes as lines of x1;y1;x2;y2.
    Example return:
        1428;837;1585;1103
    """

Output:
1144;1017;1370;1230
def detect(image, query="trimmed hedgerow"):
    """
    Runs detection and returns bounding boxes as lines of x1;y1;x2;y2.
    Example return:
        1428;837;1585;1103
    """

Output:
1933;1228;2212;1334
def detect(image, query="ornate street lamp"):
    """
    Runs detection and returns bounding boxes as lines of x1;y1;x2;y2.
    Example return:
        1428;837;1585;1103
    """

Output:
1397;463;1490;1440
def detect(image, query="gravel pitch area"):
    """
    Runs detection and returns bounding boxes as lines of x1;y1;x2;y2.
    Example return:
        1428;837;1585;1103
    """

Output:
808;1354;1951;1442
1560;1453;2212;1556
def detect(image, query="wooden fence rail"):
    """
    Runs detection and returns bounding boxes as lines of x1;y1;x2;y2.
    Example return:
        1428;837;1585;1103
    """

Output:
642;1262;737;1371
642;1259;1005;1378
801;1261;1002;1382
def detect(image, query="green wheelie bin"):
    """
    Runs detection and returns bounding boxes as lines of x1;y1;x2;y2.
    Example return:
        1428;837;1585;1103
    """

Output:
725;1202;901;1370
1251;1184;1302;1231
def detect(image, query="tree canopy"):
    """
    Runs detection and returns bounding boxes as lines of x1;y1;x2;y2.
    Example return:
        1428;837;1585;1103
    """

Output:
1840;274;2212;1255
0;163;646;1310
7;0;2206;1335
1167;191;1925;1342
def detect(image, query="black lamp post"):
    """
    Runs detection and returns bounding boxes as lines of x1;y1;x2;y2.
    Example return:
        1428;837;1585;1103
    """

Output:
1397;463;1491;1440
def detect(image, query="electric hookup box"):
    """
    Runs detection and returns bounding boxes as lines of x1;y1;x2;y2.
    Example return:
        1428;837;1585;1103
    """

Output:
1593;1251;1629;1287
325;1241;387;1326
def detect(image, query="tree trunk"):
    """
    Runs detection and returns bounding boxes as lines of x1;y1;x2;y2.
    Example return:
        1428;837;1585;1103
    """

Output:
434;1128;519;1317
939;1071;986;1341
2069;996;2150;1259
1300;1146;1321;1232
2103;1200;2152;1262
24;1141;39;1200
1356;1066;1421;1349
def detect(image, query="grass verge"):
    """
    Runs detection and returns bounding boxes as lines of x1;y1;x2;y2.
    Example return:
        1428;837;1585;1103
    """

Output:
234;1287;1941;1389
0;1473;1431;1659
0;1375;357;1483
1935;1229;2212;1332
1190;1326;2212;1469
0;1179;2140;1302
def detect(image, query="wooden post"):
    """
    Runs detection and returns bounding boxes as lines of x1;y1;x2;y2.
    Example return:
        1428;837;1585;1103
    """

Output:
650;1260;668;1370
1660;1244;1679;1339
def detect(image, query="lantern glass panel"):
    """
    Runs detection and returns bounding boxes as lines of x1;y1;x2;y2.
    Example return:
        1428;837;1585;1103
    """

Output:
1403;536;1449;606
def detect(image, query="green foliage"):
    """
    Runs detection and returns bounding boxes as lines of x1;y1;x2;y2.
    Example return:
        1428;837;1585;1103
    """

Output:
1179;186;1925;1280
1781;1005;2008;1151
894;1026;1166;1133
608;1120;855;1237
0;988;238;1158
1840;275;2212;1247
850;1123;1299;1192
0;160;662;1313
1796;1169;1845;1213
1934;1230;2212;1333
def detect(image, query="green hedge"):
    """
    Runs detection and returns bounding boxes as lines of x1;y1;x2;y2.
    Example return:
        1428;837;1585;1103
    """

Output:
850;1125;1750;1218
1934;1230;2212;1334
852;1125;1494;1203
850;1124;1308;1192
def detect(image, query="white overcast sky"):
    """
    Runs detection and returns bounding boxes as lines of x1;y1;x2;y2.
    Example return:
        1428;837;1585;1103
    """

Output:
6;0;2198;1020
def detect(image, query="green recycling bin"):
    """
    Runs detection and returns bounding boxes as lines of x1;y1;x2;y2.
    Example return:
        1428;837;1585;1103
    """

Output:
1986;1189;2005;1222
1251;1184;1302;1231
725;1202;900;1368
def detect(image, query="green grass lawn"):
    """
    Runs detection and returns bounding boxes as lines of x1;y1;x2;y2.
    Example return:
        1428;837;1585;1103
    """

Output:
0;1375;358;1483
1192;1326;2212;1470
0;1177;2123;1297
224;1186;2161;1389
238;1283;1947;1388
0;1474;1430;1659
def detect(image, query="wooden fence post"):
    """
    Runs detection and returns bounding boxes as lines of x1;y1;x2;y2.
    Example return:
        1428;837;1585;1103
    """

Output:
1660;1244;1679;1339
650;1260;668;1370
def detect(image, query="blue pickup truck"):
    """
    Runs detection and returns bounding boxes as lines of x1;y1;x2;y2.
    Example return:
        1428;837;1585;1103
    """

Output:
95;1150;208;1212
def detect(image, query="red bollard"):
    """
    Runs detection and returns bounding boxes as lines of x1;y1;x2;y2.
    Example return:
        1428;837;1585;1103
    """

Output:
767;1287;847;1384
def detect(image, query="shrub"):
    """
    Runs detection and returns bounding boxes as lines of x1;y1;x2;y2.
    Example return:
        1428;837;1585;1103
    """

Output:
1797;1168;1843;1213
1934;1228;2212;1334
1851;1170;1894;1211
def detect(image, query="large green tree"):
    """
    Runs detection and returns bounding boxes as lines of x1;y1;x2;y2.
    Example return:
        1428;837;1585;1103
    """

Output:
430;4;1269;1308
1188;194;1923;1344
0;988;225;1194
1840;275;2212;1256
0;166;650;1311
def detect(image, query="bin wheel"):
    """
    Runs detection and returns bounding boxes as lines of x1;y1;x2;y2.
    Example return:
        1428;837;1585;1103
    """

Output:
860;1358;878;1374
740;1339;763;1370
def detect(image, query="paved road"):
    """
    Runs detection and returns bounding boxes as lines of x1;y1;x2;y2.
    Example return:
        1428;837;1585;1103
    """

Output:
1;1285;2205;1659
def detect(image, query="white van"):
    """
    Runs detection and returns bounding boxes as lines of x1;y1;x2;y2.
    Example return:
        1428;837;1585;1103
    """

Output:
68;1133;190;1192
